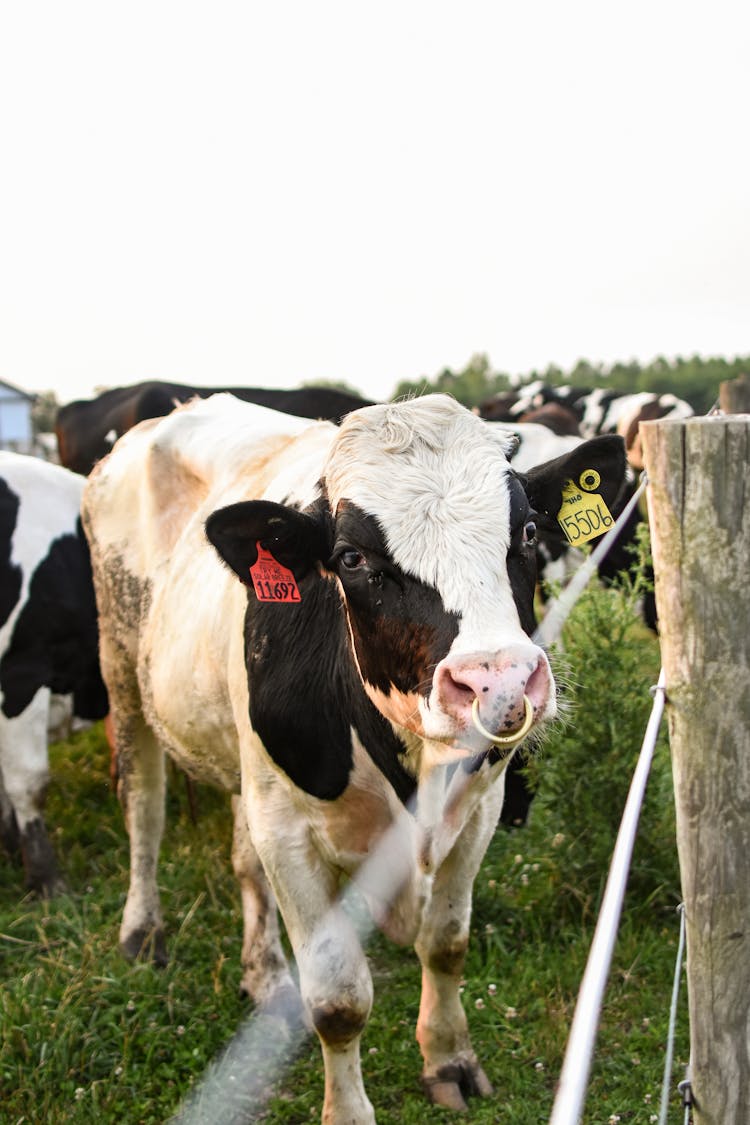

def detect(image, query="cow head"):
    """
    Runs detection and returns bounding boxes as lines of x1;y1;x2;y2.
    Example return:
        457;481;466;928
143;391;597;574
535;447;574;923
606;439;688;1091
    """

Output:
206;396;626;762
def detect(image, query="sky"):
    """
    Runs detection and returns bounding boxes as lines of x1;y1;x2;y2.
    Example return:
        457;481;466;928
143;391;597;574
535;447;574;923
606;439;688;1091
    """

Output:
1;1;749;406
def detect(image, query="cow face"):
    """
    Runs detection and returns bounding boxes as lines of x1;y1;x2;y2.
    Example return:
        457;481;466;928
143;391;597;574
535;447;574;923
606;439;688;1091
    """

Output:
206;396;626;760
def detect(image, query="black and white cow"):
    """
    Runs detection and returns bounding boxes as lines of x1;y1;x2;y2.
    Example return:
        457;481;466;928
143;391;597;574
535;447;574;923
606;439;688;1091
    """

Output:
0;453;109;895
82;394;626;1122
56;379;376;476
479;384;693;470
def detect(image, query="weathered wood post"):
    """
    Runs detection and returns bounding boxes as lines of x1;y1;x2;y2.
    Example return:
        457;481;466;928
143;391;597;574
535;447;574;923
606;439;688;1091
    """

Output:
641;415;750;1124
720;372;750;414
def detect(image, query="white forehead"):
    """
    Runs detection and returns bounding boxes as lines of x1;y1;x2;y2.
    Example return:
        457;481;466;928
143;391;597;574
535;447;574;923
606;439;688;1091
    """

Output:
324;395;519;614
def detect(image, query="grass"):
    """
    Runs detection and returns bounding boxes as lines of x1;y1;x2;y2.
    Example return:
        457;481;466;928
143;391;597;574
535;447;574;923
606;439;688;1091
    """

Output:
1;580;689;1124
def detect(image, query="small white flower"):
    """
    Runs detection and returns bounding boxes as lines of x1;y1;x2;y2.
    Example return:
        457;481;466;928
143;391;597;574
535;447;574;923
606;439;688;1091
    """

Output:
114;1066;123;1077
552;833;565;848
368;1046;378;1054
126;1000;135;1012
534;1061;544;1071
607;1116;621;1124
514;854;523;865
475;998;485;1010
505;1006;518;1019
74;1088;85;1101
485;923;495;934
487;983;497;995
487;878;497;889
176;1025;185;1036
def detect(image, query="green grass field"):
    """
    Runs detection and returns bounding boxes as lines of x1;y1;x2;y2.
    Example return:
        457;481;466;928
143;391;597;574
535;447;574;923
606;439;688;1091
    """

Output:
1;579;688;1124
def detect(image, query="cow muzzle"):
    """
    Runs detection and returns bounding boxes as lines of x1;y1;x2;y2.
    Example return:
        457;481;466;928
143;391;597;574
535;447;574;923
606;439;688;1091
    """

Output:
429;643;554;747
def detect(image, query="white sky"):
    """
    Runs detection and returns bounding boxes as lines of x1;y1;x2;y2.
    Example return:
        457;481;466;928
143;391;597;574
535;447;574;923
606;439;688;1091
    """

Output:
1;1;748;405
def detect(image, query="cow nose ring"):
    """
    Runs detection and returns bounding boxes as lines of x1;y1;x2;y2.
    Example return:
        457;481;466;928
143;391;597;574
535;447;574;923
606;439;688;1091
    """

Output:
471;695;534;747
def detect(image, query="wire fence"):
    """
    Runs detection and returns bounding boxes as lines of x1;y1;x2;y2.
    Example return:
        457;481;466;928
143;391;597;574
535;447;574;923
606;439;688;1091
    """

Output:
548;669;670;1124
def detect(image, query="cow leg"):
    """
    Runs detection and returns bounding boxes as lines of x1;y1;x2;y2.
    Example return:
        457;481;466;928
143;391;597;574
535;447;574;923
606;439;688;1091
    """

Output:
230;795;299;1014
414;793;502;1110
0;688;64;896
0;768;20;856
251;812;376;1125
117;714;168;966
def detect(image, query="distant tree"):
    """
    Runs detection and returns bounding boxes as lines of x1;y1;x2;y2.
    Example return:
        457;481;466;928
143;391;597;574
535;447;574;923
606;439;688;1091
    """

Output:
301;377;369;398
385;353;750;415
31;390;59;434
391;353;513;407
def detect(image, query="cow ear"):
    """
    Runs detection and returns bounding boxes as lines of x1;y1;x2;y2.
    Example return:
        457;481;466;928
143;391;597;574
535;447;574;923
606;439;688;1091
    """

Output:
205;499;331;584
521;434;628;520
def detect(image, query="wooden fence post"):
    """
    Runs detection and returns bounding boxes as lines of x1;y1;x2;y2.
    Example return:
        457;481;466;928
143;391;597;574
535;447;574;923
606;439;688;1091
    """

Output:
641;416;750;1124
719;372;750;414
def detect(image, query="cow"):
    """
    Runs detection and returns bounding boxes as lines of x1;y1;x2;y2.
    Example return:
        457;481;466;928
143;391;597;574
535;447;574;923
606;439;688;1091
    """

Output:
0;453;109;895
512;401;582;436
55;379;376;476
478;384;693;470
81;393;626;1121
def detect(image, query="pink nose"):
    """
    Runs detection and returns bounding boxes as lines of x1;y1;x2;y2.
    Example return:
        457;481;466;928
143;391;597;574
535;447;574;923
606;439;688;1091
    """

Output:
433;644;551;734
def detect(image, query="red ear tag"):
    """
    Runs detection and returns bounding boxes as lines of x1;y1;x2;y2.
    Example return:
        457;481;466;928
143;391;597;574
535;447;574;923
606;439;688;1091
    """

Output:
249;542;301;603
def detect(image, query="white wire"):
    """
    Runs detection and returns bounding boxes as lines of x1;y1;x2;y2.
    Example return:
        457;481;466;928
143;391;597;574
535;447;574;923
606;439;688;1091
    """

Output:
548;668;667;1125
659;904;687;1125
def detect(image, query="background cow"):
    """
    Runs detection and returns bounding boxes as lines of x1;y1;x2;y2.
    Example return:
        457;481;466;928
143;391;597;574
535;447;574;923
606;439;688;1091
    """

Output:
55;379;376;475
83;393;626;1121
478;382;693;469
0;453;108;895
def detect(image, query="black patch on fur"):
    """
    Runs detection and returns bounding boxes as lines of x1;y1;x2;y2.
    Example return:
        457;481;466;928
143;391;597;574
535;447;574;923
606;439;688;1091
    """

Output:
0;519;108;721
505;474;539;636
245;565;416;804
332;505;460;697
0;478;22;630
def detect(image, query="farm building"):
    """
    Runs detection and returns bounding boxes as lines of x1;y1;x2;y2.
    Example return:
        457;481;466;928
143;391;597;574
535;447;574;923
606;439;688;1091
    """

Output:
0;378;36;454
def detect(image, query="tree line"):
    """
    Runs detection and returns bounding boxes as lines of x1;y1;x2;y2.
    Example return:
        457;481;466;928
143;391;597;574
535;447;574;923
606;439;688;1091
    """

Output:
390;352;750;416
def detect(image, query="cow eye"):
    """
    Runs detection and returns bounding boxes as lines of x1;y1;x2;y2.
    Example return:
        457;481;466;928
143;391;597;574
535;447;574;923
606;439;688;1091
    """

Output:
340;549;367;570
523;520;537;545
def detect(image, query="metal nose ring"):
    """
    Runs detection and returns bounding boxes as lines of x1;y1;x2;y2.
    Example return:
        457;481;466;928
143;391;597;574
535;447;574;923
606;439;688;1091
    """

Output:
471;694;534;747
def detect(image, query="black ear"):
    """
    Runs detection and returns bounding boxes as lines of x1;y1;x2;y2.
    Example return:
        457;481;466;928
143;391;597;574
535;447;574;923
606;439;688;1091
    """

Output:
521;434;628;522
205;499;332;584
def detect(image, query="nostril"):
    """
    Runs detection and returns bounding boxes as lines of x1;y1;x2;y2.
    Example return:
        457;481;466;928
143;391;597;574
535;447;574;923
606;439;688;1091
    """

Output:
439;666;479;708
525;660;550;712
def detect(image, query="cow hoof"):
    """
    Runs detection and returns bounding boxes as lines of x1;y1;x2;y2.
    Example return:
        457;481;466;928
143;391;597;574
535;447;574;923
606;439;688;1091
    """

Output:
27;873;68;899
120;927;168;967
422;1060;494;1109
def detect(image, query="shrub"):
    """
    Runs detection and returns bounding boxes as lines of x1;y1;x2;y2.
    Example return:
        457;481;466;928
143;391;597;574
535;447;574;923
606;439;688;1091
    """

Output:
477;540;678;941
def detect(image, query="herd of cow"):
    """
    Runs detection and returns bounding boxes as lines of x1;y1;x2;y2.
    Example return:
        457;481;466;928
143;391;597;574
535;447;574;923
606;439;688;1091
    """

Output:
0;377;689;1122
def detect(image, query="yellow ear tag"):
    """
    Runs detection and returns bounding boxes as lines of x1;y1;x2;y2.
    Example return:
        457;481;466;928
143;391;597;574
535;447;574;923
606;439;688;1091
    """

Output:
556;470;614;545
